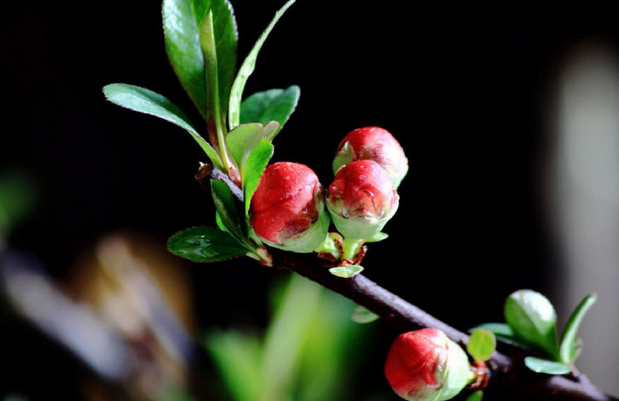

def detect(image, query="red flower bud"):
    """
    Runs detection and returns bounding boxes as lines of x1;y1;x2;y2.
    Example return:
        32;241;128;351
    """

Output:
250;162;329;253
326;160;399;239
385;328;475;401
333;126;408;188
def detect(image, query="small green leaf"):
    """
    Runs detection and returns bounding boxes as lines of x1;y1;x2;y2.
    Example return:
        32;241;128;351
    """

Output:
226;122;279;172
102;84;222;167
467;329;496;362
351;305;379;324
363;232;389;243
228;0;296;130
242;139;275;216
240;86;300;136
329;265;364;278
167;226;248;262
211;179;250;248
524;356;572;375
472;323;530;347
504;289;559;358
559;293;597;364
162;0;237;118
465;391;484;401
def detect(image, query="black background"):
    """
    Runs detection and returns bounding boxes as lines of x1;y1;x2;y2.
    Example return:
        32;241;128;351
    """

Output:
2;0;619;400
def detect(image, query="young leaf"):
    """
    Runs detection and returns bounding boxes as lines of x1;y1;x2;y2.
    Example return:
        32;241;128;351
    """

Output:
102;84;222;167
524;356;572;375
559;293;597;364
226;122;279;171
242;139;275;216
329;265;364;278
228;0;296;130
504;289;559;358
465;391;484;401
467;329;496;362
193;0;238;114
240;86;300;136
167;226;248;262
162;0;237;118
472;323;519;345
351;305;379;324
211;179;250;248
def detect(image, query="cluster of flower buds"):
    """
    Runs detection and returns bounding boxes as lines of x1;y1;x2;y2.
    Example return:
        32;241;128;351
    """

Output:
249;126;407;254
384;328;475;401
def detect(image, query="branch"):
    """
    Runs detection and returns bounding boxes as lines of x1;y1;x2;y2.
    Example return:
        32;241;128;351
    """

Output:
195;168;617;401
271;250;618;401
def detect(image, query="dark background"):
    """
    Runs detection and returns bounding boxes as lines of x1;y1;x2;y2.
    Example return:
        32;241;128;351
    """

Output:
2;0;619;400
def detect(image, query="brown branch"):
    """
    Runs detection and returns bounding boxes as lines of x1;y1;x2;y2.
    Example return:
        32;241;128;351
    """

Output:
271;250;619;401
195;167;617;401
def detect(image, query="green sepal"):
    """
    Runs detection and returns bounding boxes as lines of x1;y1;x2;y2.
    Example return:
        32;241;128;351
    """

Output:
240;86;300;137
228;0;296;130
102;84;222;167
167;226;248;262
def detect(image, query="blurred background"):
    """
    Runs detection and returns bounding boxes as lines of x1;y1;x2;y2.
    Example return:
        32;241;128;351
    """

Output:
2;0;619;400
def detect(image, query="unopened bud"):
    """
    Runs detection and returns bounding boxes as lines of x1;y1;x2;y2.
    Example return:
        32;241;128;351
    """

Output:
385;328;475;401
250;162;329;253
333;126;408;188
327;160;399;239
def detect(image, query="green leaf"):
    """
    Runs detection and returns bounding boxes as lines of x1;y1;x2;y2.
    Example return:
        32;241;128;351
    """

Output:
329;265;364;278
351;305;379;324
559;293;597;364
162;0;237;118
228;0;296;130
524;356;572;375
226;122;279;172
242;139;274;216
504;289;559;358
240;86;300;136
363;232;389;243
211;179;250;248
102;84;222;166
467;329;496;362
167;226;247;262
465;391;484;401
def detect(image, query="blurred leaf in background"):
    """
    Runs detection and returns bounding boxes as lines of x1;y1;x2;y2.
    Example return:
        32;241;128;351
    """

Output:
0;169;36;239
205;273;378;401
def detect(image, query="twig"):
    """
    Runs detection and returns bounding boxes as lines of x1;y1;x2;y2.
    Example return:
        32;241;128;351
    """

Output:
271;250;618;401
197;168;618;401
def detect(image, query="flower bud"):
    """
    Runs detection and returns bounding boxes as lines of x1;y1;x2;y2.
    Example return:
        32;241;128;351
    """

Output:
385;328;475;401
326;160;399;239
250;162;329;253
333;126;408;188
